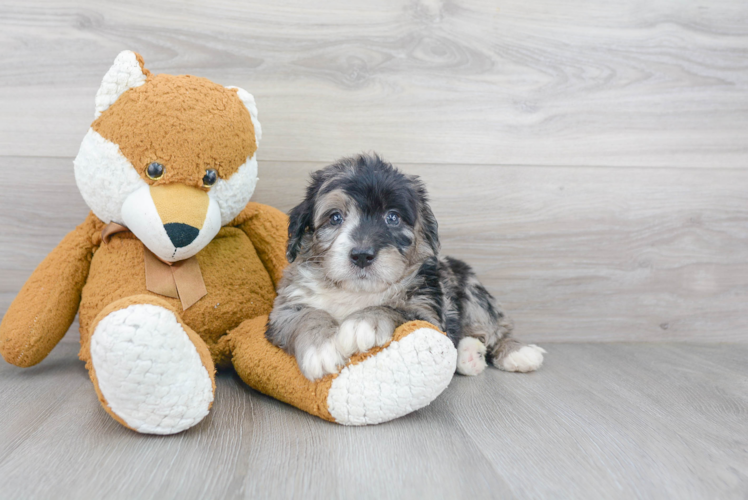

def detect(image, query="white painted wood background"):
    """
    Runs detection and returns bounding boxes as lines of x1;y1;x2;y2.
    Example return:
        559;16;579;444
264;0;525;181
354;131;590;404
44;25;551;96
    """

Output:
1;0;746;342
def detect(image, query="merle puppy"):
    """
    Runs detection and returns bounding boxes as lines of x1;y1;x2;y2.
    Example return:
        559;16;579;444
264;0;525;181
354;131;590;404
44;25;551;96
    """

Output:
266;154;545;381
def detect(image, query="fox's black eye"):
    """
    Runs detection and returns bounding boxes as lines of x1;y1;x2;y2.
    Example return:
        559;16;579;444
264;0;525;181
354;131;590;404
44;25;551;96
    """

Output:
146;162;164;180
330;212;344;226
385;211;400;226
203;169;218;187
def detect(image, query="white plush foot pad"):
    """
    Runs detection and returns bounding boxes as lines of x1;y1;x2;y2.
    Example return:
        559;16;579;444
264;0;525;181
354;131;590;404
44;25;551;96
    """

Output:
90;304;214;434
499;344;547;373
327;328;457;426
456;337;488;376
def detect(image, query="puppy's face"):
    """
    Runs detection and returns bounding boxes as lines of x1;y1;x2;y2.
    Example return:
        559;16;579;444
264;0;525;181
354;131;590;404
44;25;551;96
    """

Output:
287;155;439;292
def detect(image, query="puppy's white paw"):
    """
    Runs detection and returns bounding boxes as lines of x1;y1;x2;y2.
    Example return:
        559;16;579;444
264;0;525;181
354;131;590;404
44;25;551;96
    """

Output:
499;344;547;373
456;337;487;376
298;340;345;381
336;316;393;357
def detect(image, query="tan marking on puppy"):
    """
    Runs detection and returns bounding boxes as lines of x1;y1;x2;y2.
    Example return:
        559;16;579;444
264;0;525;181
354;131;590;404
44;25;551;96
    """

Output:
313;189;350;228
92;73;257;188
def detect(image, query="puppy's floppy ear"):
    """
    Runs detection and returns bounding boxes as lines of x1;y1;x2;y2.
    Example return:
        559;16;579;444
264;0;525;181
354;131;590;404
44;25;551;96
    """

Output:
412;176;440;255
286;163;346;262
420;201;440;255
286;168;332;262
286;197;314;263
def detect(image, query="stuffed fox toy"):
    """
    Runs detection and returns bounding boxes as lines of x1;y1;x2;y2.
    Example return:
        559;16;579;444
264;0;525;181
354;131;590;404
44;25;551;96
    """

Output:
0;51;456;434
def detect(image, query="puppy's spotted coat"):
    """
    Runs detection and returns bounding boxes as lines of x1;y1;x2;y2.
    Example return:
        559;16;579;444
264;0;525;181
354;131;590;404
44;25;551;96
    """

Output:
266;154;545;380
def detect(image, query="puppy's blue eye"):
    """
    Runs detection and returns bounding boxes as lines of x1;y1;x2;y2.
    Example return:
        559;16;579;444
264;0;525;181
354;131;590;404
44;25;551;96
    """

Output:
330;213;344;226
385;211;400;226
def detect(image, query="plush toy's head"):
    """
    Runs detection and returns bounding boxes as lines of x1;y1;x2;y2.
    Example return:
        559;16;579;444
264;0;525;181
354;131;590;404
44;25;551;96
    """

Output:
74;51;261;262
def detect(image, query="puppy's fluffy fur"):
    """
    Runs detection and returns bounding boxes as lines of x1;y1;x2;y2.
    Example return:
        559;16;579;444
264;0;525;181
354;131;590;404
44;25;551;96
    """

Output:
267;154;545;380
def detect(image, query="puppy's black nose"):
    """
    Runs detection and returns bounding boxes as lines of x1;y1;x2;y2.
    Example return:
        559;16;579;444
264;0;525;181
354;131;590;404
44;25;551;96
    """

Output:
350;247;376;268
164;223;199;248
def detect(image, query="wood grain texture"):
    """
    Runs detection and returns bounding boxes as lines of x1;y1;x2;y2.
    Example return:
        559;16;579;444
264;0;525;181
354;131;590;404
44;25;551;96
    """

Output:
1;342;746;499
1;0;747;344
3;157;746;343
0;0;747;167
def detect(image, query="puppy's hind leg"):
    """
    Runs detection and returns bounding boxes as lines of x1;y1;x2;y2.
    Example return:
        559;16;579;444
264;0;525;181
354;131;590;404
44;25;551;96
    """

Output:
460;275;546;373
488;338;546;373
456;337;488;376
455;327;547;375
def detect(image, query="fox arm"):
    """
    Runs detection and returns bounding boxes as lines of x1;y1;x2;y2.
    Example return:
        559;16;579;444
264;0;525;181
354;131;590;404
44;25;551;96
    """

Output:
0;212;102;367
232;202;289;288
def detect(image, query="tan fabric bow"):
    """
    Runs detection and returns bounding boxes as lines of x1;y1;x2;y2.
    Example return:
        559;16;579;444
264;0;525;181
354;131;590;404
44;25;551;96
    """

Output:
101;222;207;310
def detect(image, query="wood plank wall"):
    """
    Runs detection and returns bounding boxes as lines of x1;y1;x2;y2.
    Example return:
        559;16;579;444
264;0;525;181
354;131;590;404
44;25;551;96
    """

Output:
1;0;746;342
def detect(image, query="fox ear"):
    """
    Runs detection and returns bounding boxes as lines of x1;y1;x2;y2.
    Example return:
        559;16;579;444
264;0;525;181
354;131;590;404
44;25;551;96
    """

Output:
226;86;262;147
94;50;149;118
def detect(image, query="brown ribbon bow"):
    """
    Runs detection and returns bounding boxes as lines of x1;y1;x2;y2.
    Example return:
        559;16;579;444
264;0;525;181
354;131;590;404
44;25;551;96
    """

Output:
101;222;207;310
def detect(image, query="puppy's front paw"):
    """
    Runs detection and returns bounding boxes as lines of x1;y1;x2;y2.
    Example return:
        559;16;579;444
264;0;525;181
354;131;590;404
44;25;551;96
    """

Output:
297;340;345;381
336;315;394;357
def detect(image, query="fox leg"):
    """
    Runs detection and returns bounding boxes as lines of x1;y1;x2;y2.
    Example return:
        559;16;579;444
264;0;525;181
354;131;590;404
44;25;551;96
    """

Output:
86;295;215;434
231;316;456;426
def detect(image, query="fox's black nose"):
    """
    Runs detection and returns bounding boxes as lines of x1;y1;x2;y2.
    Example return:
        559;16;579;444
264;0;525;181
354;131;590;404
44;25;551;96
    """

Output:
164;223;199;248
350;247;376;268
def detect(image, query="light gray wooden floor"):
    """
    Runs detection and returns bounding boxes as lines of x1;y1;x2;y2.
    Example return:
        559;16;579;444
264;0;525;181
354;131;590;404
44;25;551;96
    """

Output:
1;341;746;500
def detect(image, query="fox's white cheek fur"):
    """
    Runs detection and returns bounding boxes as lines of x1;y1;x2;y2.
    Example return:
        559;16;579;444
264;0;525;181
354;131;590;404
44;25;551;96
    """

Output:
74;129;147;224
208;155;259;226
